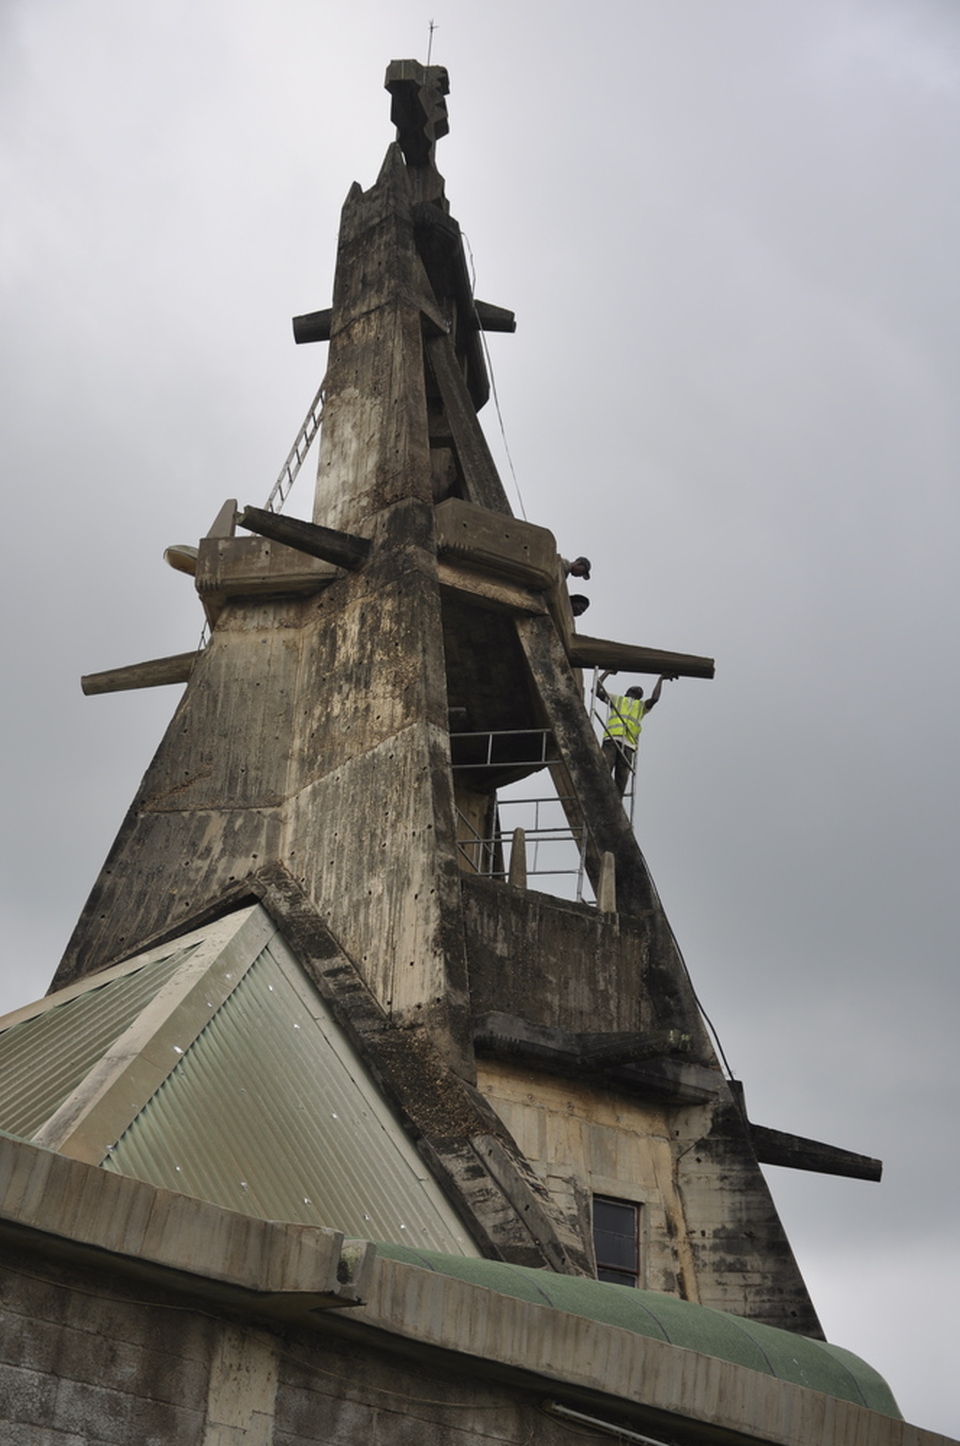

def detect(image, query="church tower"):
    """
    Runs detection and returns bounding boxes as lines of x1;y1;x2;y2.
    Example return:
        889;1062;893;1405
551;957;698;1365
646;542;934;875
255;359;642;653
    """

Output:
40;60;883;1338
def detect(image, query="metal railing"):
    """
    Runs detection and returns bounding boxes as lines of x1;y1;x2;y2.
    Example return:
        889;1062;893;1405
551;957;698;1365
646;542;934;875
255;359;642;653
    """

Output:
449;727;552;770
451;728;592;900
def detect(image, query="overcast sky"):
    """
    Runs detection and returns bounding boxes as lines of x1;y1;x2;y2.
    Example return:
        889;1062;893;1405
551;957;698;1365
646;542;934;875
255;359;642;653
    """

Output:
2;1;958;1434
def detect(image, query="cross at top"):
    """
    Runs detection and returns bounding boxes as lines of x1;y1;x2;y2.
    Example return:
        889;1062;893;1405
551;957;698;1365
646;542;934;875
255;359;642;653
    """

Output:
385;60;450;172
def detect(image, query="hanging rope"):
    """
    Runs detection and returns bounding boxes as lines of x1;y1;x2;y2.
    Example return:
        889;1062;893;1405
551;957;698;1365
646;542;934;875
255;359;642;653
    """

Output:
462;232;528;520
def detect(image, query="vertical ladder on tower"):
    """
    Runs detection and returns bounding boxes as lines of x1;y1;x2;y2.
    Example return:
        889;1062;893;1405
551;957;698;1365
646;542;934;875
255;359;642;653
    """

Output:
263;381;326;513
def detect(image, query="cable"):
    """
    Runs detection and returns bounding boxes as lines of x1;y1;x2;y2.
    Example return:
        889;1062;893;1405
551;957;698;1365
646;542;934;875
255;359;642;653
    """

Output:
645;869;740;1091
461;231;528;520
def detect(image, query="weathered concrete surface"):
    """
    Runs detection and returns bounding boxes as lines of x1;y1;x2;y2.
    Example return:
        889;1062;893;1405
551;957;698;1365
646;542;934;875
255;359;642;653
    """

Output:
464;878;822;1334
2;1169;954;1446
476;1062;701;1298
462;874;705;1042
45;54;878;1352
1;1251;214;1445
0;1133;373;1305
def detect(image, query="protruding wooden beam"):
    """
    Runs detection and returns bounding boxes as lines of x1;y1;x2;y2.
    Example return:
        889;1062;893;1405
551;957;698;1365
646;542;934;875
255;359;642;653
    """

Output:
164;544;198;577
568;634;715;680
750;1124;882;1182
238;506;371;571
474;300;516;333
81;652;199;696
292;308;332;345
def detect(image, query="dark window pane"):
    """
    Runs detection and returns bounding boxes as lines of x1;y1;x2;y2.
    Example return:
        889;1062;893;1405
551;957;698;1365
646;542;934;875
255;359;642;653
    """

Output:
597;1266;636;1287
593;1196;639;1285
594;1226;638;1271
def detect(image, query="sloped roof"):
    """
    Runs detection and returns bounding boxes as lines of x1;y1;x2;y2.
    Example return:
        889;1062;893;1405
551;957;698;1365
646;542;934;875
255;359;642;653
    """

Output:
0;901;905;1425
378;1245;902;1419
0;905;477;1255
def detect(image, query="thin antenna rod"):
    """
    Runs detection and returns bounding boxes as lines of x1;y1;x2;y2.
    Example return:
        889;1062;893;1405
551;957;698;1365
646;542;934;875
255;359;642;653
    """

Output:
426;19;437;65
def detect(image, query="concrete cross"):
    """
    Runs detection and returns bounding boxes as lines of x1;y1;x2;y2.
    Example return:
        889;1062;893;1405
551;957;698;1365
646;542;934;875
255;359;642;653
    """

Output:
385;60;450;170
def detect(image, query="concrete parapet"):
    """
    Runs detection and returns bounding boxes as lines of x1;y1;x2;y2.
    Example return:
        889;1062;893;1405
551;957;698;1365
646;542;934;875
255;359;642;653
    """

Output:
0;1131;374;1306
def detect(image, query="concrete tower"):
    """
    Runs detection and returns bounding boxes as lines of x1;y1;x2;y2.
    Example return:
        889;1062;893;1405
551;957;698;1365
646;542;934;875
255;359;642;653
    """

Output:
0;60;937;1446
41;59;890;1335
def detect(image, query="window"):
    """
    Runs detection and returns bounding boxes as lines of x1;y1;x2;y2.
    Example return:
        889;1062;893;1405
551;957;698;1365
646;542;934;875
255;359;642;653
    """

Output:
593;1195;640;1287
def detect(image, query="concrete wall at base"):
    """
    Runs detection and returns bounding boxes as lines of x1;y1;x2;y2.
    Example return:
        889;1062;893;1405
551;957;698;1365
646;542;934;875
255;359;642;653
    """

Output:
3;1236;956;1446
0;1245;599;1446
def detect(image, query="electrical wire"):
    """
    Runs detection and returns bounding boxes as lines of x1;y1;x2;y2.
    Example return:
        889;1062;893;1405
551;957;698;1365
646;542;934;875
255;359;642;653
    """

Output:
461;231;528;520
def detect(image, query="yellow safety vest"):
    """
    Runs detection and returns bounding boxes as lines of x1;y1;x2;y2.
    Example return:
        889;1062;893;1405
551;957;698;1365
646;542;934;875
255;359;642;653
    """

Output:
604;695;646;747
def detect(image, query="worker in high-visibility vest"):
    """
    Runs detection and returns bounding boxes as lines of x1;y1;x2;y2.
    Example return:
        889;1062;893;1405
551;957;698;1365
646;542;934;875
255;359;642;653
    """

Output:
597;671;674;795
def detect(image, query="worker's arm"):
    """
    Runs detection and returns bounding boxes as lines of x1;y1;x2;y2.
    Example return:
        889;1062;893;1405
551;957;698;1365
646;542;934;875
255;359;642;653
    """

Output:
596;669;615;704
642;674;677;713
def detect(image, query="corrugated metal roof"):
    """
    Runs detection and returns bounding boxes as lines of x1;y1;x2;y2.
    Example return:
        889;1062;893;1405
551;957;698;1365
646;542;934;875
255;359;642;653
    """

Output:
0;945;196;1140
104;928;478;1255
378;1245;902;1419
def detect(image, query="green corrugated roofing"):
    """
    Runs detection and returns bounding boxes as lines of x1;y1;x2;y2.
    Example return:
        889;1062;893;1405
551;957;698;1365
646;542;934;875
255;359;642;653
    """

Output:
101;925;478;1254
0;945;196;1139
0;907;477;1255
377;1245;901;1419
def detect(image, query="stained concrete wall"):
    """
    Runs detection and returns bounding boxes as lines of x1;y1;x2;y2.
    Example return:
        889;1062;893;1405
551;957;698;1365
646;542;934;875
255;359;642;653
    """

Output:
0;1125;953;1446
477;1060;698;1299
2;1248;214;1444
0;1243;591;1446
462;875;677;1039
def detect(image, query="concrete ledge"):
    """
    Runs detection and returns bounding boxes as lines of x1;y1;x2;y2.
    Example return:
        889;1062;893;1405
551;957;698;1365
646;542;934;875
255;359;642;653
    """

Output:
351;1257;955;1446
0;1131;374;1306
0;1132;952;1445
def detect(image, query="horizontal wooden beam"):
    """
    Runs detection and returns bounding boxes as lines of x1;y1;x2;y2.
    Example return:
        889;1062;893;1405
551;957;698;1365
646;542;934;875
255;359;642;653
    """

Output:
238;507;371;571
474;300;516;333
750;1123;882;1182
81;652;199;696
291;308;331;344
437;562;548;616
567;634;715;679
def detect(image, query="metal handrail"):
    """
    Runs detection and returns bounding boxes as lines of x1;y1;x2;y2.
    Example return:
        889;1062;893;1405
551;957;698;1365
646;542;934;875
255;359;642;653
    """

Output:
449;728;553;769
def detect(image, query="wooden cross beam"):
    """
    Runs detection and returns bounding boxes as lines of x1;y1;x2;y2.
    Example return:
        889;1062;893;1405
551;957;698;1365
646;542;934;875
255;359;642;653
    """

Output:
238;506;371;571
568;634;715;680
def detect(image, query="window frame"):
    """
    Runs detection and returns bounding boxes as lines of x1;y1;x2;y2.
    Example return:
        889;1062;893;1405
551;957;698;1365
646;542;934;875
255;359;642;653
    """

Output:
592;1193;642;1288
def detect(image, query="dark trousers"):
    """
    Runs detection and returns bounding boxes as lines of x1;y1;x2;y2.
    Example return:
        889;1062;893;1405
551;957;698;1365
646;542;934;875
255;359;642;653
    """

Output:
602;737;635;796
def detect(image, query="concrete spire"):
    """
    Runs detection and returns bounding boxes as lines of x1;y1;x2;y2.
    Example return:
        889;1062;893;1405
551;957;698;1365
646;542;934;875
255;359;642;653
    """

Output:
49;64;862;1334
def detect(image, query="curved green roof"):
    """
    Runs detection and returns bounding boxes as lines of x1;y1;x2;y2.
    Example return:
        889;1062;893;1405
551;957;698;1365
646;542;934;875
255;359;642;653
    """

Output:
377;1245;900;1419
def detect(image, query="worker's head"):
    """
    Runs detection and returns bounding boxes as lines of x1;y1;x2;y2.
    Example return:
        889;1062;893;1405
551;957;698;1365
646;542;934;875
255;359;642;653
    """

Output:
569;556;591;579
626;686;644;700
570;594;590;616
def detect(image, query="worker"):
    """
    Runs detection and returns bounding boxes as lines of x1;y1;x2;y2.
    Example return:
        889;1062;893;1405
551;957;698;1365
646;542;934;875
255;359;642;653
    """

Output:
597;671;675;795
561;555;591;580
570;594;590;617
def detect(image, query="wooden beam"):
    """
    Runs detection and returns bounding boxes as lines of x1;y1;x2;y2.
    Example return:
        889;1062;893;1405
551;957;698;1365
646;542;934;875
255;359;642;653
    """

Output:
292;308;332;344
81;652;199;696
568;634;715;679
435;497;557;588
474;300;516;333
437;562;548;616
750;1124;882;1182
238;506;371;570
425;333;512;514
